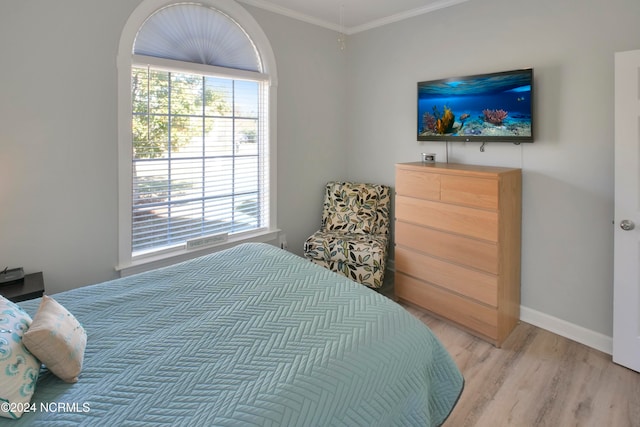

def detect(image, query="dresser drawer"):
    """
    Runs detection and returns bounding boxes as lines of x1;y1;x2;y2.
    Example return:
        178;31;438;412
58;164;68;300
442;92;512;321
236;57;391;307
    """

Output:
395;273;498;341
396;168;440;200
395;221;498;274
440;175;498;209
395;247;498;306
395;195;498;242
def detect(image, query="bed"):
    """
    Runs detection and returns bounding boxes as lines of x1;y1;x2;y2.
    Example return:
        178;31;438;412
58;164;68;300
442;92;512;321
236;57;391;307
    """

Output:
2;243;463;426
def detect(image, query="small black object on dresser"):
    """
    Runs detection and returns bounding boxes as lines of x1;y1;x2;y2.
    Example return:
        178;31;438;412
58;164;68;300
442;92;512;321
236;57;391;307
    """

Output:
0;272;45;302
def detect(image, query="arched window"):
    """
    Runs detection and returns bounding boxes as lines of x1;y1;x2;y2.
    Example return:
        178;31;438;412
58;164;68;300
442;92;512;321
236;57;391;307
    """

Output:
117;0;277;274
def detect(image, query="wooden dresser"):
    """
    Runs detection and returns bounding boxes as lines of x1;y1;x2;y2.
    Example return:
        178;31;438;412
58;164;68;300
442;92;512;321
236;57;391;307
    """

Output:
394;162;522;346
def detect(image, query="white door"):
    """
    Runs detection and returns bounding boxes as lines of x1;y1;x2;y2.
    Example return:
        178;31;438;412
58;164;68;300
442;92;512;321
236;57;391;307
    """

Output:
613;49;640;373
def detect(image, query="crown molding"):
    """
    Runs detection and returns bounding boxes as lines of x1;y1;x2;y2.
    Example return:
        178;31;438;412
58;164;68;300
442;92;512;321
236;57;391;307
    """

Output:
237;0;469;35
237;0;342;32
348;0;470;34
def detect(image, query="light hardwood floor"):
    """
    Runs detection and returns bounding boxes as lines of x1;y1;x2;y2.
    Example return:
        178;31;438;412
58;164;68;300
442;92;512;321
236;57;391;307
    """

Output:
381;283;640;427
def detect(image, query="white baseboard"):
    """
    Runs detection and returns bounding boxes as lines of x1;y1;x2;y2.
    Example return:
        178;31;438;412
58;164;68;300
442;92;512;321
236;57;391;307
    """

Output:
520;306;613;355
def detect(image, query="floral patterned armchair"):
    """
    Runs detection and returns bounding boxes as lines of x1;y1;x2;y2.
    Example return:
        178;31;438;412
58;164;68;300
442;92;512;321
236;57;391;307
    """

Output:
303;181;391;289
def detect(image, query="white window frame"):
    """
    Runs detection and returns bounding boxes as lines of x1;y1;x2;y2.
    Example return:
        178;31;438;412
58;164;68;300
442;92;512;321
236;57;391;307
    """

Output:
116;0;278;276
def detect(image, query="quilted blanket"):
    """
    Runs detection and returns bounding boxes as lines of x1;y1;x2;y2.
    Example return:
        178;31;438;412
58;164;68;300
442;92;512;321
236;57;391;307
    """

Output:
5;243;463;426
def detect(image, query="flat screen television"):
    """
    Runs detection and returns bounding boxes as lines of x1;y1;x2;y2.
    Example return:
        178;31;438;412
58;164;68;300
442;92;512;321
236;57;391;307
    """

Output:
417;68;533;143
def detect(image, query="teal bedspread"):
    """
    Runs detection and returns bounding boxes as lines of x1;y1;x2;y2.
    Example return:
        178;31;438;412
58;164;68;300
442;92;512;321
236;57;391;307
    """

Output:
5;243;463;426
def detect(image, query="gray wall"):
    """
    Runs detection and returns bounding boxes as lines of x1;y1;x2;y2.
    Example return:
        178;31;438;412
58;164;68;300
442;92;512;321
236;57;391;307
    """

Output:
1;0;638;339
246;6;349;258
345;0;640;336
0;1;134;293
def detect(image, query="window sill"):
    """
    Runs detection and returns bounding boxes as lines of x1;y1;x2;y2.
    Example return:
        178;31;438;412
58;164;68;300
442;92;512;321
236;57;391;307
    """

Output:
116;229;281;277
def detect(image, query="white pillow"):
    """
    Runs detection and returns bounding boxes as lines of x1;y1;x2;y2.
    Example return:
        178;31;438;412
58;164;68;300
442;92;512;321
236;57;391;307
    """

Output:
22;295;86;383
0;296;40;419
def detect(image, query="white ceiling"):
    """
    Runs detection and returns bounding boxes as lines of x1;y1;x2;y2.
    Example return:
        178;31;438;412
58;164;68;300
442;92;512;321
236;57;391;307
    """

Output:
238;0;470;34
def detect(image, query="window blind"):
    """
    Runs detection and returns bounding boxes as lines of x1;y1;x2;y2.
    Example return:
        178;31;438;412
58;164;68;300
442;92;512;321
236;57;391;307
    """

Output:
131;65;268;254
133;3;261;72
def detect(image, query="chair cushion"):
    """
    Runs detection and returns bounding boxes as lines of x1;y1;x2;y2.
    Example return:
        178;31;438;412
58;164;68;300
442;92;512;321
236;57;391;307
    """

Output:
304;230;388;265
309;257;386;288
322;182;385;235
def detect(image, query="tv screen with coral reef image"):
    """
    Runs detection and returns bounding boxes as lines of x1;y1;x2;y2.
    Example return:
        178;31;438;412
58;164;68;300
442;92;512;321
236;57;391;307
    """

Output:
417;68;533;143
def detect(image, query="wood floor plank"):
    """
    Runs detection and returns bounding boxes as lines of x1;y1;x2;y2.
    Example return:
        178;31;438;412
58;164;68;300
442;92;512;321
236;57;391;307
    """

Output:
389;293;640;427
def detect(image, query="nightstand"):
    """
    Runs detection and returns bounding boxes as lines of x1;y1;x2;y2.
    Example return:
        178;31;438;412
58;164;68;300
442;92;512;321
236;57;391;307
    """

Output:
0;272;45;303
